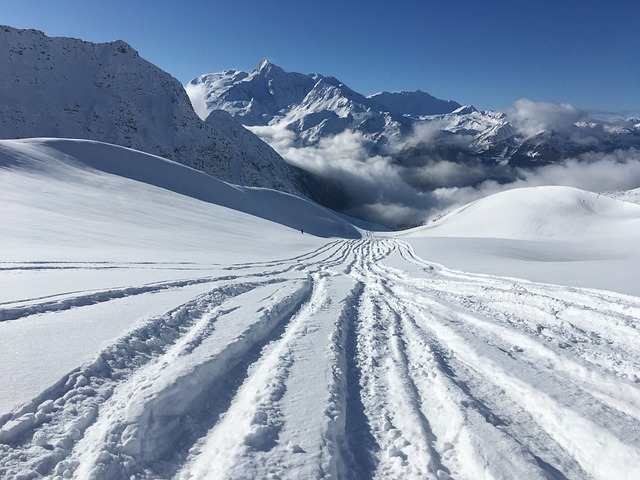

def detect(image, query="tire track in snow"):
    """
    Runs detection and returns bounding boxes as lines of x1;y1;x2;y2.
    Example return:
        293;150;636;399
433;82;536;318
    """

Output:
221;240;345;271
0;276;226;322
0;242;346;323
381;242;640;422
403;294;640;480
339;239;451;480
66;278;313;480
176;240;365;479
176;273;329;479
358;239;550;479
0;278;300;479
2;238;639;480
354;281;446;480
378;241;640;479
398;310;581;480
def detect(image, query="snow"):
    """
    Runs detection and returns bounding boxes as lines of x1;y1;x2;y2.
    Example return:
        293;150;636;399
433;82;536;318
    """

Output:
367;90;461;116
0;26;303;195
395;186;640;296
1;140;639;479
603;187;640;205
413;186;640;240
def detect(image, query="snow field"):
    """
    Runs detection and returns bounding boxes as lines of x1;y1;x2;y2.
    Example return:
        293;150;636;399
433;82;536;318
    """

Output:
2;138;640;479
1;239;639;479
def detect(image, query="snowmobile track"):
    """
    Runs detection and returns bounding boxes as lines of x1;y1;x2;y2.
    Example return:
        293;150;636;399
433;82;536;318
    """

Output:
1;239;639;480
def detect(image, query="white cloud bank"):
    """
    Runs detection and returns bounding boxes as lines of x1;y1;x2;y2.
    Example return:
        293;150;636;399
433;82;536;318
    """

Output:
507;99;588;137
249;101;640;228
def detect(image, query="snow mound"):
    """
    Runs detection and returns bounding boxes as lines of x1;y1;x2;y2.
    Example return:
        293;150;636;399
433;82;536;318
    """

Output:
411;186;640;240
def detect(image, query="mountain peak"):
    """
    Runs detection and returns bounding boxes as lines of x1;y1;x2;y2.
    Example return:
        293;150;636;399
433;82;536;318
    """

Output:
254;59;283;76
368;90;461;116
451;105;478;115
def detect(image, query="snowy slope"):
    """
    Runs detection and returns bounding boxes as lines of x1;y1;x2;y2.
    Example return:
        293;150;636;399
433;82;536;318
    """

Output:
417;186;640;239
0;26;304;195
603;187;640;205
1;142;639;480
368;90;461;116
0;138;357;256
397;186;640;295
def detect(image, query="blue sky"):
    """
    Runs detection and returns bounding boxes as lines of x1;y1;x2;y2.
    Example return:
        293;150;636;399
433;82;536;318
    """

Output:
2;0;638;114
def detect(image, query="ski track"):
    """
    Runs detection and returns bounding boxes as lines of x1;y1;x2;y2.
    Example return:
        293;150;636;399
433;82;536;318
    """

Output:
1;239;639;479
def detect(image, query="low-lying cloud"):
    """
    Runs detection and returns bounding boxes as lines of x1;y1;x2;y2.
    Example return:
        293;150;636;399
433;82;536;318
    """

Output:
433;149;640;217
507;98;588;137
249;101;640;229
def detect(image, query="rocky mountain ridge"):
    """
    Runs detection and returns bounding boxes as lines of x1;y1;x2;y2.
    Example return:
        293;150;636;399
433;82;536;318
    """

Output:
186;60;462;149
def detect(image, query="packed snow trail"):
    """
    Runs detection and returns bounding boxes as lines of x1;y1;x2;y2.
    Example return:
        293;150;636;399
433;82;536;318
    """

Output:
1;239;639;480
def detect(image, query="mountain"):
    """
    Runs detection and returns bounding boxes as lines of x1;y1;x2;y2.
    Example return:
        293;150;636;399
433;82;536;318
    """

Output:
186;60;462;148
187;61;640;166
0;26;305;195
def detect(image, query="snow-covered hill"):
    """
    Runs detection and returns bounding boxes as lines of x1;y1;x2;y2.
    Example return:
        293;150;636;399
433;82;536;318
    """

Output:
0;26;304;195
396;186;640;294
419;186;640;240
1;140;639;479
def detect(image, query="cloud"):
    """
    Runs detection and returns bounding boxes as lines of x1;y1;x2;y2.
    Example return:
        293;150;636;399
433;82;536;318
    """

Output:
518;149;640;191
507;99;588;137
398;120;446;148
430;149;640;220
248;109;640;229
248;125;443;227
248;123;298;153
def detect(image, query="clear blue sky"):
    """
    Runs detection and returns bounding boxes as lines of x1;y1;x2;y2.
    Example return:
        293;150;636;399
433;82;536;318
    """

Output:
2;0;638;114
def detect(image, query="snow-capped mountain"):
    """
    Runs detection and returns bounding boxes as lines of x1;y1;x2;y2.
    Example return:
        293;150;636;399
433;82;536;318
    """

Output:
187;61;640;166
186;60;462;149
0;27;304;195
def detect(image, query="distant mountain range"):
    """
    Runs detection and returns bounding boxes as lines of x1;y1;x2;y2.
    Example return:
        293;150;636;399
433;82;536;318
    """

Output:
186;59;462;149
0;27;304;196
187;60;640;168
